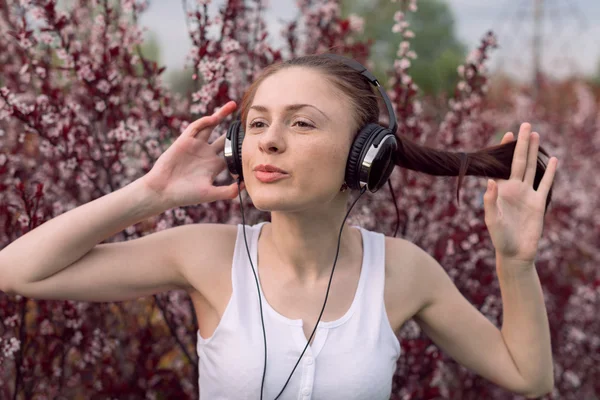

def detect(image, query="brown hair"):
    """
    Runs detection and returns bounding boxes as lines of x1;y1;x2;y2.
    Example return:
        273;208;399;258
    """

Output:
239;54;554;212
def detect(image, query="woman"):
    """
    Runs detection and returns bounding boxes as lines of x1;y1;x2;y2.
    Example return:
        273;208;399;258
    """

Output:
0;54;557;399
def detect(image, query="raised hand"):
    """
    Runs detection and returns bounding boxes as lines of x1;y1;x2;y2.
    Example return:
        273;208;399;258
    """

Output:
483;123;559;264
142;101;244;209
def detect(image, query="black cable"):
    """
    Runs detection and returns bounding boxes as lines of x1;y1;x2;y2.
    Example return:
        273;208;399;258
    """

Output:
236;176;400;399
272;184;368;399
237;177;269;398
387;178;400;237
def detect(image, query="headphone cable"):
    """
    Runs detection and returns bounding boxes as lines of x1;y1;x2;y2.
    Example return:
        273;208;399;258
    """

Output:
237;178;369;399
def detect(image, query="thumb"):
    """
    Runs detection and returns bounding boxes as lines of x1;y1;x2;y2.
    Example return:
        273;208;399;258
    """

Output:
483;179;498;223
205;184;237;202
219;181;244;199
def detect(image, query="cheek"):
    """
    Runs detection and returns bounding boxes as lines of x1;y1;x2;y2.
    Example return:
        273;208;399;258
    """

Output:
300;145;349;183
330;140;352;171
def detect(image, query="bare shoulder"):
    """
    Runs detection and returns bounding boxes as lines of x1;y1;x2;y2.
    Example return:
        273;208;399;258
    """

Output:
383;235;440;328
173;223;238;297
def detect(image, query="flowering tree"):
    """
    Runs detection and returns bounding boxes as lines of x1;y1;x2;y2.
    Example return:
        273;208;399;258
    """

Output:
0;0;598;399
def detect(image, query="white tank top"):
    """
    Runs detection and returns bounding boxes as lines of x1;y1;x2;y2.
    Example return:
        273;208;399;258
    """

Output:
196;221;401;399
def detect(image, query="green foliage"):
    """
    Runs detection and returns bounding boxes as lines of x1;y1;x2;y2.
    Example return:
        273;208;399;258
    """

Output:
138;30;196;96
139;30;161;64
165;68;197;96
411;47;465;96
593;58;600;86
341;0;467;95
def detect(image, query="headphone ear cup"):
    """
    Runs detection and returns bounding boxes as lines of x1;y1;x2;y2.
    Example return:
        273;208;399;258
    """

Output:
345;124;382;191
369;131;397;192
345;123;398;192
225;120;245;180
236;125;244;181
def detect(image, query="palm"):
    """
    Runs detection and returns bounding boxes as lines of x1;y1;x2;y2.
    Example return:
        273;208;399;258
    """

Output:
164;134;223;190
148;128;225;206
143;101;243;208
490;179;543;261
483;123;558;264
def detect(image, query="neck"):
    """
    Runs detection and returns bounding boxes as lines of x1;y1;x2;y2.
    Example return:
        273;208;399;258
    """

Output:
261;206;361;286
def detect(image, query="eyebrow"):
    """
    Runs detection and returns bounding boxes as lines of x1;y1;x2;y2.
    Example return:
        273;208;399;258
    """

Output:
249;104;330;120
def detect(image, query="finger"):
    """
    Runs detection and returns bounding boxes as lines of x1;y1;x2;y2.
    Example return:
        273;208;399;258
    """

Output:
494;132;514;184
212;181;245;201
212;157;228;177
524;131;540;186
183;101;237;140
483;179;498;226
500;132;514;145
213;100;237;120
510;122;531;181
182;115;215;139
210;132;227;153
537;157;558;198
195;101;237;141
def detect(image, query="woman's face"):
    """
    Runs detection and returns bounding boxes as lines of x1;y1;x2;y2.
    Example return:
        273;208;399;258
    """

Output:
242;67;356;212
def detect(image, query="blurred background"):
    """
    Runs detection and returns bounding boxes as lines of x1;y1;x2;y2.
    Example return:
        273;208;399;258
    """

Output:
1;1;598;399
138;0;600;96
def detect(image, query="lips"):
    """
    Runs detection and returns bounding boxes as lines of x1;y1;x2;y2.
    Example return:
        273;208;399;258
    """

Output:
253;164;289;183
254;170;289;183
253;164;288;173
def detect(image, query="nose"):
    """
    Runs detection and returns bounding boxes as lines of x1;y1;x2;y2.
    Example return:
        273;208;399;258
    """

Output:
257;121;286;154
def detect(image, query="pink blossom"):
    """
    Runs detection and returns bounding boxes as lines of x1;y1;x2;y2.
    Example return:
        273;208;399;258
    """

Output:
96;80;110;94
0;1;596;399
1;337;20;360
348;14;364;33
395;58;411;70
467;49;483;64
95;100;106;112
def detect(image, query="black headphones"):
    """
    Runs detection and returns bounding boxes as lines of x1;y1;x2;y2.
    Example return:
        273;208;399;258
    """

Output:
224;54;400;400
224;53;399;193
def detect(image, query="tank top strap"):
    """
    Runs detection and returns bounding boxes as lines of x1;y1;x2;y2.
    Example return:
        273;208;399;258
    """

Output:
370;228;387;289
355;227;387;318
232;222;268;307
358;227;402;359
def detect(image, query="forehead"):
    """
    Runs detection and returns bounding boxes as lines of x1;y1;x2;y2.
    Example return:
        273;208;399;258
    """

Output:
251;67;344;110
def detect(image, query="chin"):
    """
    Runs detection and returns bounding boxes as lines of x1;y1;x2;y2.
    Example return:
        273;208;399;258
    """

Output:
248;185;337;213
250;192;299;212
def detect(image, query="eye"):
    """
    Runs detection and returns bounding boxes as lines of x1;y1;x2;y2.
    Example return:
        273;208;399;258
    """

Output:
294;120;315;129
248;120;315;129
248;121;266;129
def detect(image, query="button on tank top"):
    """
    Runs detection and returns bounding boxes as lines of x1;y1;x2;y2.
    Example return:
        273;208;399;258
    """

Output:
196;222;401;399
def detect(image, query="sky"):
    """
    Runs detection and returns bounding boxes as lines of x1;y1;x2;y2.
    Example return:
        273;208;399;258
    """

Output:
138;0;600;82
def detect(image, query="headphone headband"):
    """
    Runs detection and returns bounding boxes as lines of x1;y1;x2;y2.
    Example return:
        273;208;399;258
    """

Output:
226;55;402;398
225;53;399;193
321;53;398;134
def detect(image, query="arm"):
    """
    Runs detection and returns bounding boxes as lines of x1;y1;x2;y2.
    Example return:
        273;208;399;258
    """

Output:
0;178;193;301
495;254;553;395
0;177;165;287
0;103;244;301
406;241;553;398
